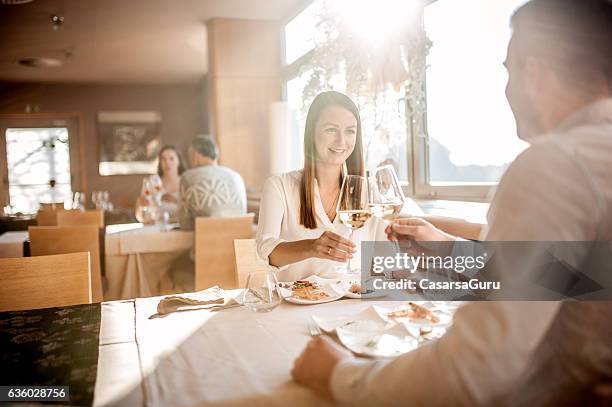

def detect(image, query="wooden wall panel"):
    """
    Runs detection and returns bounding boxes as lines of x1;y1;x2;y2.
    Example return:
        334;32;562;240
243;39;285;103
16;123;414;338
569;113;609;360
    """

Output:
207;18;281;190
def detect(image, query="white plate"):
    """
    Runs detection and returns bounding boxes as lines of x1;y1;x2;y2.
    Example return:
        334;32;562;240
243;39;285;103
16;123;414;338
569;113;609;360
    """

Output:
343;290;389;299
340;278;389;299
278;276;346;305
336;321;418;358
384;302;453;328
312;306;392;333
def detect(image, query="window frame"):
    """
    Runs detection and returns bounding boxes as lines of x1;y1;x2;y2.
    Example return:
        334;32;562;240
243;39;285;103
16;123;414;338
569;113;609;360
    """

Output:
280;0;501;203
0;113;86;211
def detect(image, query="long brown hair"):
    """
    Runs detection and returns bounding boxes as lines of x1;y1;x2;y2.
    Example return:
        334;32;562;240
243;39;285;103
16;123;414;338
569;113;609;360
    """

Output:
157;145;186;177
300;91;364;229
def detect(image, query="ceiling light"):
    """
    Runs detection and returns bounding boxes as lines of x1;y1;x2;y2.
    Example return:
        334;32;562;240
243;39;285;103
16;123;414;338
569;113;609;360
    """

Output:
0;0;34;4
17;57;63;68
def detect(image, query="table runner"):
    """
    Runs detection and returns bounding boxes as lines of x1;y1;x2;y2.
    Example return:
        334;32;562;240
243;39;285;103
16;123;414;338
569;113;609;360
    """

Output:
0;303;102;405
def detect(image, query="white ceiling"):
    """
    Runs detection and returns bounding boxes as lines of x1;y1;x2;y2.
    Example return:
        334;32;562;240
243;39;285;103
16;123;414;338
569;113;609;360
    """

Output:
0;0;305;84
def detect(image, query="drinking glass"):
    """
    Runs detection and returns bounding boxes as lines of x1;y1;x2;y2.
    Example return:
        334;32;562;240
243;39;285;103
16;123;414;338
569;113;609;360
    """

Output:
337;174;371;274
100;190;110;210
72;192;85;211
160;210;170;231
368;165;405;224
91;191;99;209
136;178;158;223
242;272;281;313
135;205;158;224
149;175;163;195
141;178;152;198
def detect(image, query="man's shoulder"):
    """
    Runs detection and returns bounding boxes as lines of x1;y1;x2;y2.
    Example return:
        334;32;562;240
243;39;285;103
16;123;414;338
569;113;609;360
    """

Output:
216;165;242;177
181;167;207;183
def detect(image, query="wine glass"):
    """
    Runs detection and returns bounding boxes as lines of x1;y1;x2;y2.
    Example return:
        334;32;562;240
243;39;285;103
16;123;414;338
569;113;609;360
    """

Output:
91;191;99;209
149;174;163;195
72;192;85;211
141;177;152;198
100;190;110;210
337;174;371;274
242;272;281;313
368;165;405;224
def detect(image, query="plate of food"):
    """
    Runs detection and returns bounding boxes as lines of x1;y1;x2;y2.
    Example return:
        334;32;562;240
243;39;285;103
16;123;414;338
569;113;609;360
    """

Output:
277;277;345;305
342;280;388;299
312;306;393;333
336;320;418;358
384;301;452;328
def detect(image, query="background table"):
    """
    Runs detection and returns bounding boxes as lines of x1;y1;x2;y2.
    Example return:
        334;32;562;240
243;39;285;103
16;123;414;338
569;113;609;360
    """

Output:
94;295;409;407
0;230;28;258
104;224;194;301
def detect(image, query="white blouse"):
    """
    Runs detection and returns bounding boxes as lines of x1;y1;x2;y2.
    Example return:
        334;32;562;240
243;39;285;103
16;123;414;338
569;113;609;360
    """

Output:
256;170;387;281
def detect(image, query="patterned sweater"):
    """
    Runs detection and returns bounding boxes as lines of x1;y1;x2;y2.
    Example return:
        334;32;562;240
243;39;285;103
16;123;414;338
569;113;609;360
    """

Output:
178;164;247;229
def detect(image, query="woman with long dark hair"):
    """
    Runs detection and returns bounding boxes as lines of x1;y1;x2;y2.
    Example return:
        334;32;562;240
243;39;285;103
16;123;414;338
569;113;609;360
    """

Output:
136;145;186;223
256;91;385;280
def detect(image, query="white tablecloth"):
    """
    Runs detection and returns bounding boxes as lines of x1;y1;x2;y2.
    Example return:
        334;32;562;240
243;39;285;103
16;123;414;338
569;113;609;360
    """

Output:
105;224;194;300
94;294;415;407
0;231;28;258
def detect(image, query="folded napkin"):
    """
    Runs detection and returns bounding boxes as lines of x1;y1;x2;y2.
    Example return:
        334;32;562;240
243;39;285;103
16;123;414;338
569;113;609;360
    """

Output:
156;287;241;316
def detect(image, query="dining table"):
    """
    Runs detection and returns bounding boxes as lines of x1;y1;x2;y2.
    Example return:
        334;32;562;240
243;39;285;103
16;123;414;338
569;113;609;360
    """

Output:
104;223;194;301
0;230;29;258
0;224;195;300
93;292;451;407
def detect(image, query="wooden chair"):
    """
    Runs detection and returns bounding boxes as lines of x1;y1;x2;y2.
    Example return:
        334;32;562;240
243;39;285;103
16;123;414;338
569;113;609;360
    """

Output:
195;214;255;290
57;210;104;228
36;208;62;226
39;202;64;211
0;252;91;312
234;239;269;289
422;215;484;241
29;225;103;302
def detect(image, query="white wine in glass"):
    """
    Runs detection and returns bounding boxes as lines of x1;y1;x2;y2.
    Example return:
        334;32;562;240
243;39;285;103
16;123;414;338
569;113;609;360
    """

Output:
337;175;371;273
368;202;403;221
368;165;405;224
338;209;371;229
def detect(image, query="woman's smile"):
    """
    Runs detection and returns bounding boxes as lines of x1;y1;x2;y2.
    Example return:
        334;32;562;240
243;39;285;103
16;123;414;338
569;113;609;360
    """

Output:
328;147;347;154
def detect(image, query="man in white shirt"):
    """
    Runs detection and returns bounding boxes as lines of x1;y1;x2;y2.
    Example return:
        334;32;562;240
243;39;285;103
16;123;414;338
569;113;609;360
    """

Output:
178;135;247;230
291;0;612;404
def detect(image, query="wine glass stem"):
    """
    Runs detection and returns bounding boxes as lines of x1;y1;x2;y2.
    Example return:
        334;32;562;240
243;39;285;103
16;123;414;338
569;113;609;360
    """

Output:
387;219;401;257
347;229;354;273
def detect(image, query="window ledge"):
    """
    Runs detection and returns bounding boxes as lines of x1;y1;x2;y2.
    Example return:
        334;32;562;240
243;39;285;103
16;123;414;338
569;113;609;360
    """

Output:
412;199;489;225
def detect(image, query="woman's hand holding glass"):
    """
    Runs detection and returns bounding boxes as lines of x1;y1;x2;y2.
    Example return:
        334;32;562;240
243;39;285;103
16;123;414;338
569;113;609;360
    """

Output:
310;230;356;262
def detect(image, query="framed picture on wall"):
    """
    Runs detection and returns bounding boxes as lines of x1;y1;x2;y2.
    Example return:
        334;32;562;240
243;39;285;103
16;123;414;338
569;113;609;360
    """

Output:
97;111;162;176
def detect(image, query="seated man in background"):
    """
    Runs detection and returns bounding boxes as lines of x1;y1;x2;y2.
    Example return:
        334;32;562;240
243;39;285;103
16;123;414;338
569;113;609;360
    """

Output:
292;0;612;405
179;135;247;229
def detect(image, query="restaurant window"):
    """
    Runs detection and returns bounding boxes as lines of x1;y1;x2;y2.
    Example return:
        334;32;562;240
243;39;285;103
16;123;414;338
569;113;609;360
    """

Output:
5;128;73;214
416;0;529;199
281;1;410;180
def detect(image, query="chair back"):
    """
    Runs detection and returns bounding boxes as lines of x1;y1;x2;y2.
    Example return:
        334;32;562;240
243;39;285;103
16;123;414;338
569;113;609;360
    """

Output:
29;226;103;302
36;208;63;226
234;239;269;289
39;202;64;211
57;210;104;228
195;214;254;290
0;252;91;312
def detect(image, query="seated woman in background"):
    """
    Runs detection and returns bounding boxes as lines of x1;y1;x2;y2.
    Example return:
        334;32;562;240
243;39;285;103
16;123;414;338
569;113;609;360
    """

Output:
256;91;386;281
136;145;186;223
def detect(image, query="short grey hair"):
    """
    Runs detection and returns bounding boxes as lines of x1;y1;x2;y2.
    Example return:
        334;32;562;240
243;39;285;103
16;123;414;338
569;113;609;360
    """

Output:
191;135;218;160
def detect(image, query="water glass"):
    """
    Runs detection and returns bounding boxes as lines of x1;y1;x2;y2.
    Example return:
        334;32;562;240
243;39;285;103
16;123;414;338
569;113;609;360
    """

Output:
242;272;281;313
